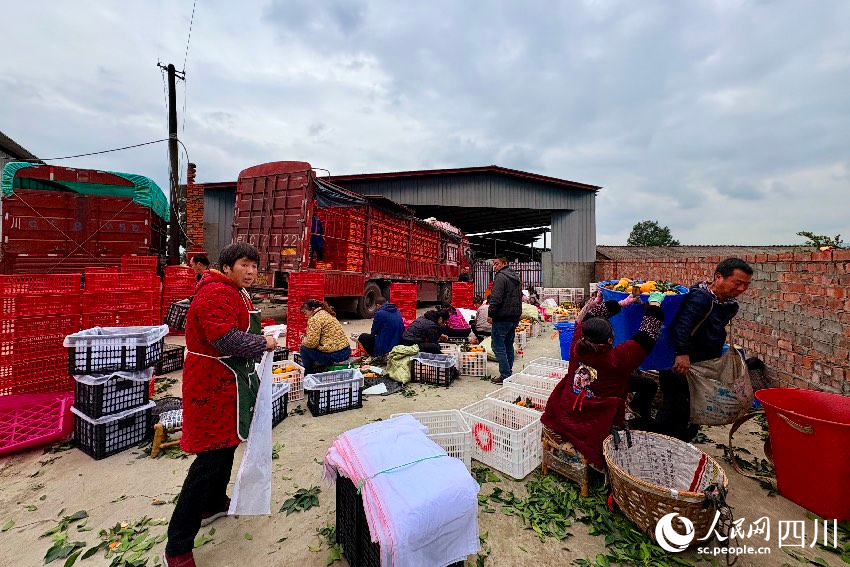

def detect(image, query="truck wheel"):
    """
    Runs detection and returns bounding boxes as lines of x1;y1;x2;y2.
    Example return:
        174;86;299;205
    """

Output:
438;283;452;306
358;282;382;319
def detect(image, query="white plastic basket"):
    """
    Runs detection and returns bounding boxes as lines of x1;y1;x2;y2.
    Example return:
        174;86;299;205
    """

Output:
390;410;472;470
504;373;560;394
528;357;570;369
530;320;542;338
457;351;487;377
439;343;460;356
272;360;304;401
460;398;542;480
522;364;570;380
486;384;550;412
514;329;527;349
159;409;183;429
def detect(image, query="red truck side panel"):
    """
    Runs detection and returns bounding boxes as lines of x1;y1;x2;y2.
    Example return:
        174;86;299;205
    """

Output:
1;190;165;274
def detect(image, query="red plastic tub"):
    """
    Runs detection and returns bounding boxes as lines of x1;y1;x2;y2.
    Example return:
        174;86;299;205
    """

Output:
0;391;74;455
756;388;850;520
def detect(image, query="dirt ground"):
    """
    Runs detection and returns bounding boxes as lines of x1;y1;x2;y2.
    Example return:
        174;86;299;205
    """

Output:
0;304;843;567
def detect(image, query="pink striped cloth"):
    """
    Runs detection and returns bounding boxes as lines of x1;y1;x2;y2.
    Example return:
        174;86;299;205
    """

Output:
323;415;480;566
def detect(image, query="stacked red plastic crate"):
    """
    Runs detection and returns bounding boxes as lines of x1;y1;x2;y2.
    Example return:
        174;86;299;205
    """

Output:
390;283;418;322
0;274;82;395
121;255;159;274
451;282;475;309
286;273;326;352
317;208;366;272
368;209;408;259
83;272;161;328
161;266;196;335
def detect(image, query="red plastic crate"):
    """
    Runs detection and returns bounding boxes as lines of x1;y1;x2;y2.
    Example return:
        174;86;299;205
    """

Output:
85;266;119;275
0;334;71;366
451;282;475;309
83;309;158;329
83;291;160;312
0;274;81;296
0;294;82;317
121;255;159;273
0;315;81;339
0;392;74;456
85;273;160;292
0;355;71;396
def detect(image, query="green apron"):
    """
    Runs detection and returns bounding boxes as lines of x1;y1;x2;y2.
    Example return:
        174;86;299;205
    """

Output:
221;306;263;441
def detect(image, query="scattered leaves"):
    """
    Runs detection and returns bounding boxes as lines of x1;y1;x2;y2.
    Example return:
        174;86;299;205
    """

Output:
272;442;282;460
280;486;321;515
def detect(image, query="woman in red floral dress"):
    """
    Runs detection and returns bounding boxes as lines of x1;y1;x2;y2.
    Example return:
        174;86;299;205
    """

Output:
164;243;277;567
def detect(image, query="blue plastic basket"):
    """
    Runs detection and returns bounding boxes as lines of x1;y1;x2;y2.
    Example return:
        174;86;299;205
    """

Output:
554;322;575;361
598;280;689;371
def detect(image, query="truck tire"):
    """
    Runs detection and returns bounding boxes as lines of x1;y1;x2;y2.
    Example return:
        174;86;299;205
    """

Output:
437;283;452;306
358;282;382;319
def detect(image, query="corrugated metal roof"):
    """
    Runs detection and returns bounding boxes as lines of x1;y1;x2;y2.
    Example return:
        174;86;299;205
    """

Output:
0;130;38;161
328;165;601;192
596;245;808;260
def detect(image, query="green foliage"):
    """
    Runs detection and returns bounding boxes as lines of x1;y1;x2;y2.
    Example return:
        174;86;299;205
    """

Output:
796;231;844;248
627;220;680;247
280;486;321;515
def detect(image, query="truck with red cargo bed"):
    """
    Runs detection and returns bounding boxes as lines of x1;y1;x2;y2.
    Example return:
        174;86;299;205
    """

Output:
0;163;168;275
232;161;471;317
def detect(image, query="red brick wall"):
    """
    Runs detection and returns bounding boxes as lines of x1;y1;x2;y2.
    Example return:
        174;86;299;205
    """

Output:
186;179;204;251
596;249;850;394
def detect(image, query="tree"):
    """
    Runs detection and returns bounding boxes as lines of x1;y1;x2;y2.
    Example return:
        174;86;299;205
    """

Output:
796;231;844;248
627;220;680;246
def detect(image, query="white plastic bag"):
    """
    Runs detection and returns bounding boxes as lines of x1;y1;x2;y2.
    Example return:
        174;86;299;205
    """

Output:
229;345;275;516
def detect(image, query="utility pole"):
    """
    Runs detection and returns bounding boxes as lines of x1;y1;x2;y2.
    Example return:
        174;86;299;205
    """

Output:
159;62;185;264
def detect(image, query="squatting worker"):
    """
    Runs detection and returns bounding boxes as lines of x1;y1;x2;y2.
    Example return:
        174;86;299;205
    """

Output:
164;243;277;567
655;257;753;442
488;256;522;384
299;299;351;375
190;254;210;282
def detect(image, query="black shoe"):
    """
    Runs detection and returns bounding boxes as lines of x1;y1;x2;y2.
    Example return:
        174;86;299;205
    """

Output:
490;375;505;384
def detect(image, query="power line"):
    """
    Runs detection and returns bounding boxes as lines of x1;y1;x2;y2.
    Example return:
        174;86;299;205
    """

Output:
12;139;170;162
182;0;197;74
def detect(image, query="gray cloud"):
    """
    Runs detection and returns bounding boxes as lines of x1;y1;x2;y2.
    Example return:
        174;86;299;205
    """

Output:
1;0;848;246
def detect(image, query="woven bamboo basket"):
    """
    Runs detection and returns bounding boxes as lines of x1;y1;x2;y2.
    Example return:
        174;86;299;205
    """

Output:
603;431;728;542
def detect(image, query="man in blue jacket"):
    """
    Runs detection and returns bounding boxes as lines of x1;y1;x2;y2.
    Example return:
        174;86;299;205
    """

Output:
358;297;405;363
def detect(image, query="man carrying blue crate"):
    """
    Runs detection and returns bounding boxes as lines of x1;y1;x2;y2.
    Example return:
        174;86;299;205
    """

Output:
488;256;522;384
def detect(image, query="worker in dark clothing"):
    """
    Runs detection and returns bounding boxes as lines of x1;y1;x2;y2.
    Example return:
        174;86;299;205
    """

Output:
656;257;753;441
190;255;210;282
488;256;522;384
357;297;404;363
310;213;324;266
400;309;449;354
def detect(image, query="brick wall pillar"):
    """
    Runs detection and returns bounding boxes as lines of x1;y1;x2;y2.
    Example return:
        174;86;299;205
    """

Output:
186;164;205;252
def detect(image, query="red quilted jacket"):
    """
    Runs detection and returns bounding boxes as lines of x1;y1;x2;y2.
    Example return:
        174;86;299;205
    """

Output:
180;270;253;454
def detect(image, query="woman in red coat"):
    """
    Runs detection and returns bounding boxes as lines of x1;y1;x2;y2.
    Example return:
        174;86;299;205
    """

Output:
540;290;666;470
165;243;277;567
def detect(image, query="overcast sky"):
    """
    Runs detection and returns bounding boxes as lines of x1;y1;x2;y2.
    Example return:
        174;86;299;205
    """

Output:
1;0;848;245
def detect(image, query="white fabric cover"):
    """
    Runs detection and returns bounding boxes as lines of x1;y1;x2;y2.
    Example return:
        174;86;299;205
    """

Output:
323;415;480;567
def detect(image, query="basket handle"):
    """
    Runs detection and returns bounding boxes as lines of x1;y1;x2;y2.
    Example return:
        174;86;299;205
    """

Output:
776;412;814;435
727;410;776;489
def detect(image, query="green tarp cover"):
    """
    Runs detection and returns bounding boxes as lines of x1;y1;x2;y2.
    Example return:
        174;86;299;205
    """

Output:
1;162;170;221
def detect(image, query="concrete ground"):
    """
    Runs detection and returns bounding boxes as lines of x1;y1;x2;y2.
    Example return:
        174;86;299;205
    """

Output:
0;304;843;567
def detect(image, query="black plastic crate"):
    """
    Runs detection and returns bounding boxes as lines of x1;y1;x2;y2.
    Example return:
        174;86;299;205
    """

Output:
74;374;150;419
273;346;289;362
65;327;168;374
272;391;289;428
293;352;302;366
411;357;459;387
164;299;191;331
154;344;185;374
307;386;363;417
335;476;464;567
73;405;152;460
